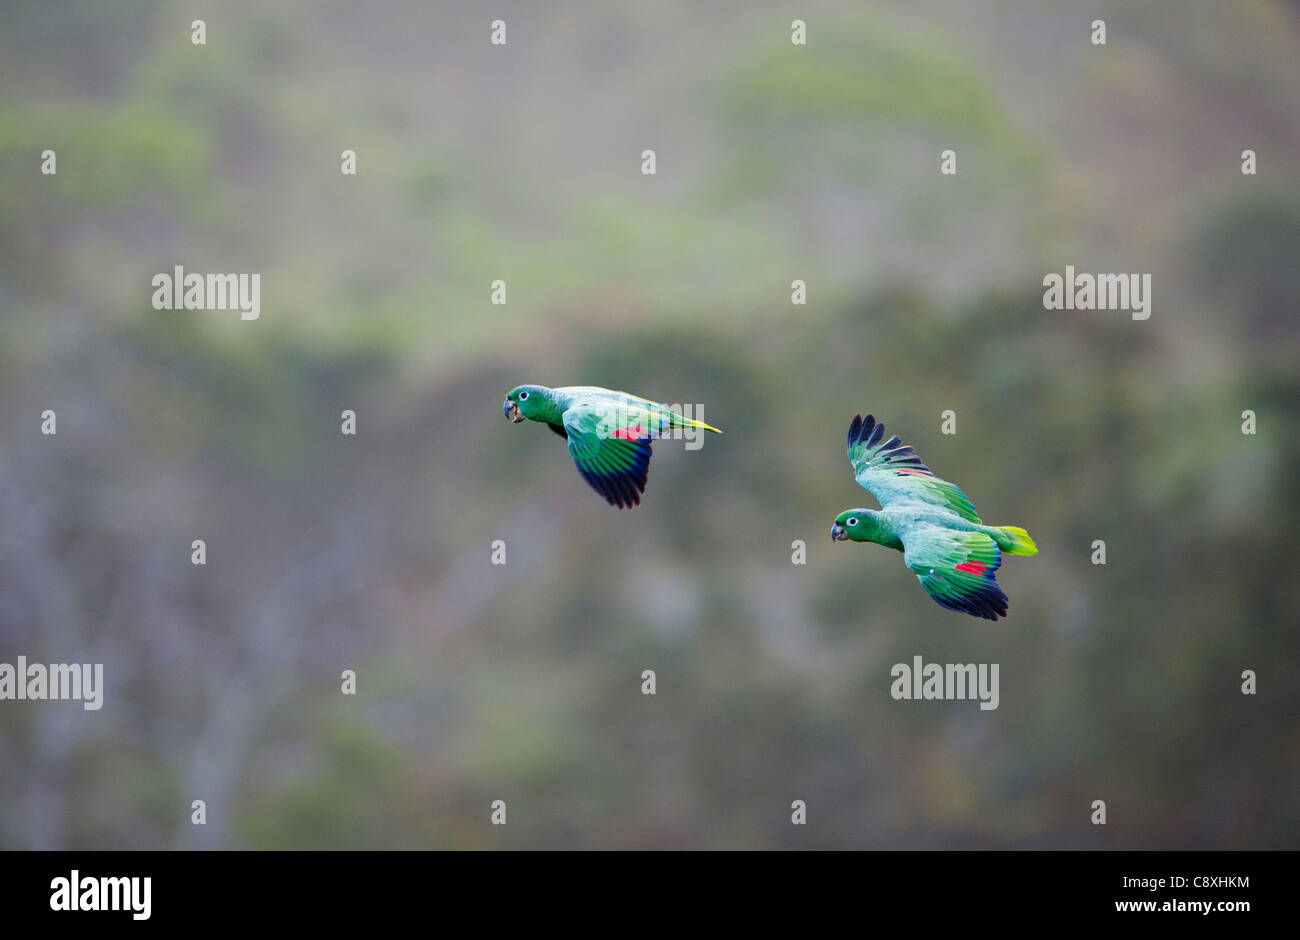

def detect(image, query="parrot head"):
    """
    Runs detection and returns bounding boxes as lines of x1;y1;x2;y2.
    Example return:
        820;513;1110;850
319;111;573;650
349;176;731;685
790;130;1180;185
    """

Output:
503;384;550;424
831;509;874;543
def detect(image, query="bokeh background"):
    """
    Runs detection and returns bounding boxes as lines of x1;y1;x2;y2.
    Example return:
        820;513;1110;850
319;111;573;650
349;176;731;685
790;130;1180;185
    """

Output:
1;0;1298;849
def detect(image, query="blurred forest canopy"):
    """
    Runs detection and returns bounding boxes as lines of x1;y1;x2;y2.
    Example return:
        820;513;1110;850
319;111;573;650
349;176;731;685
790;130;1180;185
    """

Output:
0;1;1297;849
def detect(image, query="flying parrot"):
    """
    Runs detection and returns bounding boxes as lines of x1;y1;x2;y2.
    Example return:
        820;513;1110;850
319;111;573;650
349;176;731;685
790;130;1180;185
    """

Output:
502;385;721;508
831;414;1037;620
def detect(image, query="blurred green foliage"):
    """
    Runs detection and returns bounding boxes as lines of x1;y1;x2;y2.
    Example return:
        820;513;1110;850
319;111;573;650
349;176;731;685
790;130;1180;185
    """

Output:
1;1;1297;849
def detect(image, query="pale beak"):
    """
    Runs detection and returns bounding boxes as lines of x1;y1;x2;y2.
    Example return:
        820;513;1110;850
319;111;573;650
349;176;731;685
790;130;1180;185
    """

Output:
831;523;847;542
503;398;524;423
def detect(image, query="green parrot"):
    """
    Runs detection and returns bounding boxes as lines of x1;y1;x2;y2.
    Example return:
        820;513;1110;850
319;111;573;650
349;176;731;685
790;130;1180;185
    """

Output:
831;414;1037;620
503;385;721;508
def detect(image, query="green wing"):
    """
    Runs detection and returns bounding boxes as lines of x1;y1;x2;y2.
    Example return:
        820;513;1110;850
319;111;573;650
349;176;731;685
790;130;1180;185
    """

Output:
562;399;653;509
846;413;980;523
901;526;1008;620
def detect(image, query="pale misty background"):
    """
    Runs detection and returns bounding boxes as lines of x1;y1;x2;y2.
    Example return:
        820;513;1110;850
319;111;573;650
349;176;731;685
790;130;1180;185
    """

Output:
1;1;1298;848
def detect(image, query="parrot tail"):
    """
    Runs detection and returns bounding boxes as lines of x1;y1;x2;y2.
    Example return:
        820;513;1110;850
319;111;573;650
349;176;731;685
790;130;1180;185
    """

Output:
670;412;722;433
994;525;1038;556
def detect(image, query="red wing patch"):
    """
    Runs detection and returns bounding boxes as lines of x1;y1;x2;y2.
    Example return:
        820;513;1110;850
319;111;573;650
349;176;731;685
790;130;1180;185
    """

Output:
895;469;929;476
612;425;649;441
954;561;989;575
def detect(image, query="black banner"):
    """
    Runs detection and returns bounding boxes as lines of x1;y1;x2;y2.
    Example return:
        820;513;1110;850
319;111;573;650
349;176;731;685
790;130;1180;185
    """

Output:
1;850;1281;926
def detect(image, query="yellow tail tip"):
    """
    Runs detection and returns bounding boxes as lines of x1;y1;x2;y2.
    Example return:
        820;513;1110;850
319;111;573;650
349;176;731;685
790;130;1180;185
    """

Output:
999;525;1038;556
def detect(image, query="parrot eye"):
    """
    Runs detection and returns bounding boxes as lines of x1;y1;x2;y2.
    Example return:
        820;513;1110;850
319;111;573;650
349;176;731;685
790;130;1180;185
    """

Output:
519;391;529;401
847;517;859;526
